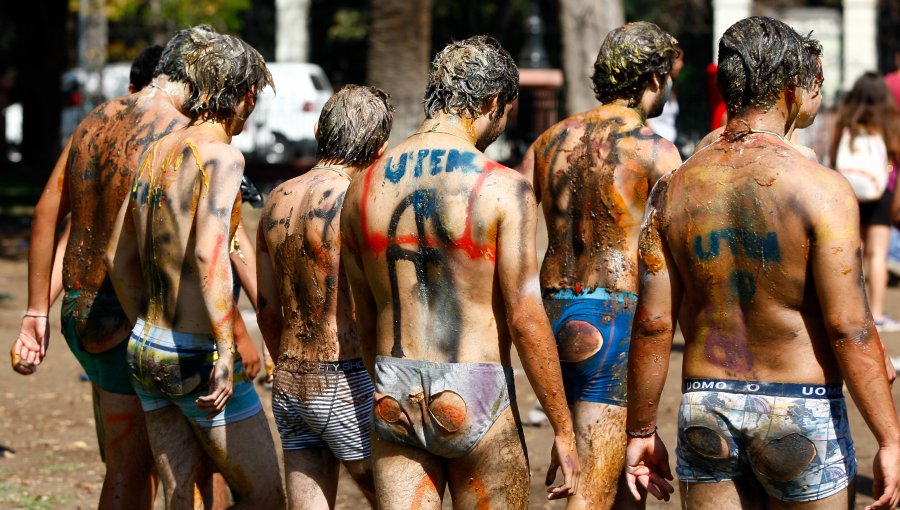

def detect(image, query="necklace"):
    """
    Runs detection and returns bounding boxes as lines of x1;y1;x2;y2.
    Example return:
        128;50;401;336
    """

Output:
311;164;350;179
744;127;788;142
149;81;177;107
412;123;475;144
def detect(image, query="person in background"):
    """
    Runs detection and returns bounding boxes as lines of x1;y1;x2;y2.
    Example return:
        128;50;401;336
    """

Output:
829;72;900;333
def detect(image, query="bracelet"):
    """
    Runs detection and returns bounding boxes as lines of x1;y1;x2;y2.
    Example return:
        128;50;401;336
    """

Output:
626;426;657;438
23;313;48;319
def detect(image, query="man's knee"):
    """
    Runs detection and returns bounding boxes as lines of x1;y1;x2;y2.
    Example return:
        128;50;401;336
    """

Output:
557;320;603;362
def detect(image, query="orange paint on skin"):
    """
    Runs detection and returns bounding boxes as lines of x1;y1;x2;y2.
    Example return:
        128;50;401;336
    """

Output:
105;412;137;450
467;476;491;510
360;161;388;253
412;472;440;510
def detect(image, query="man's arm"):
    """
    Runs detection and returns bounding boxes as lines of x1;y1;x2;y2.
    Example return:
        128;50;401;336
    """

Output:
648;138;682;185
339;190;378;380
811;175;900;510
517;143;541;204
13;139;72;371
104;194;143;324
255;215;283;360
625;175;681;502
193;146;244;417
231;222;258;310
495;174;578;500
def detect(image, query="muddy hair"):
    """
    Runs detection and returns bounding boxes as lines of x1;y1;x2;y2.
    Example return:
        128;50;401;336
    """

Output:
834;71;900;160
800;38;824;92
316;84;394;166
154;25;218;81
182;34;273;124
717;16;816;116
591;22;680;107
130;45;163;91
423;35;519;119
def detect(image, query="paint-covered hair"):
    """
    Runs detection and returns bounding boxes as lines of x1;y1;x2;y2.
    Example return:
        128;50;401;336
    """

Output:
717;16;817;116
592;22;680;107
800;38;824;92
316;84;394;166
424;35;519;119
154;25;218;82
130;45;163;91
182;34;273;123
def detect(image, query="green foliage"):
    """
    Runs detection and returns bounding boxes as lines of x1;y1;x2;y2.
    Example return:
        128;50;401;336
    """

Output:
328;8;368;43
96;0;252;32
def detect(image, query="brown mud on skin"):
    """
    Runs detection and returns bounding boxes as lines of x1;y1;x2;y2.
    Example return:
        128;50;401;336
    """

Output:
64;94;187;352
574;403;627;508
428;390;467;433
556;320;602;362
683;425;730;459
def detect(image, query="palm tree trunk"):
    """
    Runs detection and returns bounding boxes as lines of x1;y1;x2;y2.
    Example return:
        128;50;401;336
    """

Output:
367;0;431;144
559;0;624;115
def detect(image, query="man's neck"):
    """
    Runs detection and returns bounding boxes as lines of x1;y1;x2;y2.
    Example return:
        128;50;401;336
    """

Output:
603;100;646;122
724;108;790;140
314;158;367;179
148;75;189;111
415;113;478;146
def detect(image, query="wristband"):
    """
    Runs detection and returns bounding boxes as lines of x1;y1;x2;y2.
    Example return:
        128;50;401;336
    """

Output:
626;426;657;438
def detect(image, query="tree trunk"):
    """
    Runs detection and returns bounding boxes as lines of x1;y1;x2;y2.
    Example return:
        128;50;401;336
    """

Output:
276;0;310;62
367;0;431;144
80;0;107;109
559;0;624;115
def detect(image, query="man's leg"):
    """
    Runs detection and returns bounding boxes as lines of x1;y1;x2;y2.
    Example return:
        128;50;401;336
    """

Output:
372;434;446;510
446;407;530;509
284;448;340;509
194;411;285;509
95;388;157;510
680;480;762;510
342;459;376;506
144;406;209;508
565;401;630;510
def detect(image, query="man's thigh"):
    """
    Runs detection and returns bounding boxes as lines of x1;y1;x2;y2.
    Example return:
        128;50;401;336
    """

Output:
372;434;446;510
680;479;762;510
144;405;208;506
569;400;630;510
95;388;154;470
193;411;283;506
447;407;529;509
283;448;340;509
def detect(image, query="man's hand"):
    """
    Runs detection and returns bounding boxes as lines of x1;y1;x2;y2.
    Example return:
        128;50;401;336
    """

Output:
545;433;580;500
625;433;674;501
12;315;49;374
196;352;234;419
869;445;900;510
235;334;260;380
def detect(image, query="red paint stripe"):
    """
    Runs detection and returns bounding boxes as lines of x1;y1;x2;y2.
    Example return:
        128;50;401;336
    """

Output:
454;162;499;261
360;161;388;254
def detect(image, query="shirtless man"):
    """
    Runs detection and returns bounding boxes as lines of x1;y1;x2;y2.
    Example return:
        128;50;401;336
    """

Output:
340;35;579;509
519;21;681;509
11;27;218;508
695;38;824;161
626;17;900;509
105;34;284;508
257;84;393;509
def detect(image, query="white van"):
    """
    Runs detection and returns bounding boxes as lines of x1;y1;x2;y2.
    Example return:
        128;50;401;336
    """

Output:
231;62;333;162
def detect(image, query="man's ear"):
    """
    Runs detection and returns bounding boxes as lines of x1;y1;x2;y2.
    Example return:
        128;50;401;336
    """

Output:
128;84;136;94
375;140;389;159
480;95;501;118
313;122;320;143
650;73;663;92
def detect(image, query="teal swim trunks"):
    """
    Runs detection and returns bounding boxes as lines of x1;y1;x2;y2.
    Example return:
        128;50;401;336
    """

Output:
61;288;135;395
127;317;261;428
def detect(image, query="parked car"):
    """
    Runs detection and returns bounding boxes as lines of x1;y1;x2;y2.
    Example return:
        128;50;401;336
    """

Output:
231;62;333;163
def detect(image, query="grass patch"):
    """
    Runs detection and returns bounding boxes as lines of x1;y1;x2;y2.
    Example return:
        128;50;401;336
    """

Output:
0;483;68;509
38;462;80;473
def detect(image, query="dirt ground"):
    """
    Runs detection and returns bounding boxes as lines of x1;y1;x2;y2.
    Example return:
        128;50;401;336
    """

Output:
1;210;899;509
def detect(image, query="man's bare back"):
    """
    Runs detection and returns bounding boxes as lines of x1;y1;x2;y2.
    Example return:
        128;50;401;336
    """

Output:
64;86;187;351
344;136;524;364
526;104;680;294
259;171;357;362
653;132;847;383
